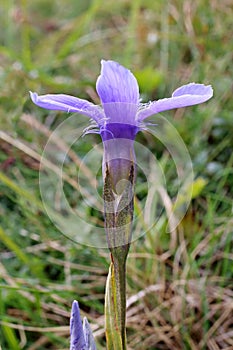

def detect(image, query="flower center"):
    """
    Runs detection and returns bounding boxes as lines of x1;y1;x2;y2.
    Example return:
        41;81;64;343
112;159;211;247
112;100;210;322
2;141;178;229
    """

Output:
100;123;139;141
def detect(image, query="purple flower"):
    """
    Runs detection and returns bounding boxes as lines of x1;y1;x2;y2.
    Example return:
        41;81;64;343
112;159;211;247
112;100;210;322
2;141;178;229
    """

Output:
70;300;96;350
30;60;213;192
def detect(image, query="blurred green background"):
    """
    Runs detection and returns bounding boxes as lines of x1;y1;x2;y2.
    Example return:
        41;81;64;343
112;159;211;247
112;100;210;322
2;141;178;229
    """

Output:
0;1;232;349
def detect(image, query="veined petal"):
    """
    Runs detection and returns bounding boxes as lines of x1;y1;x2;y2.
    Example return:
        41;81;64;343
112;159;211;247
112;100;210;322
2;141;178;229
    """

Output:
29;92;104;123
137;83;213;121
70;301;86;350
96;60;139;104
101;102;138;125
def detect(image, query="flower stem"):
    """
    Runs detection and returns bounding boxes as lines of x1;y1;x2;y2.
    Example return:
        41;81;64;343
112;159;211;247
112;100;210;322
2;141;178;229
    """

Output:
111;250;127;349
105;252;128;350
103;163;135;350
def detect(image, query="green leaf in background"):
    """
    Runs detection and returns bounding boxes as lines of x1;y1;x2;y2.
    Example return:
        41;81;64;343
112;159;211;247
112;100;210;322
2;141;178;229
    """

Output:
191;177;208;199
174;177;208;211
134;67;164;94
1;325;21;350
0;226;29;265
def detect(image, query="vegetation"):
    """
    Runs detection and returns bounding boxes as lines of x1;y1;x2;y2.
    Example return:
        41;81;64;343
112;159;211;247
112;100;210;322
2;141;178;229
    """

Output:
0;1;232;349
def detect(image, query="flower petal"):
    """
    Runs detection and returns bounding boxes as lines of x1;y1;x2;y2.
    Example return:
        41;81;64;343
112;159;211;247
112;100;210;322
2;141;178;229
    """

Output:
29;92;104;123
70;301;86;350
83;317;97;350
100;102;138;125
137;83;213;121
96;60;139;104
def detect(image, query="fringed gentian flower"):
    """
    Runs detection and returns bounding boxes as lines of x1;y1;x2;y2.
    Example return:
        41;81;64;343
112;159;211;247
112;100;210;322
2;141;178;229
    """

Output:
30;60;213;195
30;60;213;350
70;300;96;350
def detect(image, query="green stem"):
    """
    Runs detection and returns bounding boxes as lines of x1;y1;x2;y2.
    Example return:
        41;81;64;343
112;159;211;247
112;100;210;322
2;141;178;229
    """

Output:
105;254;128;350
111;249;128;349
